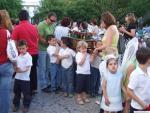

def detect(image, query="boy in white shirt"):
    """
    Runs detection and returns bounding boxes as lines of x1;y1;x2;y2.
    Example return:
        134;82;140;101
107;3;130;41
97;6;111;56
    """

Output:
13;40;32;113
47;35;59;92
128;47;150;112
58;37;76;97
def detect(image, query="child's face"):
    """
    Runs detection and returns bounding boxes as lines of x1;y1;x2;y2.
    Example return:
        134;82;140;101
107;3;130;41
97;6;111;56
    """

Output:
107;59;118;73
48;38;57;46
18;45;27;55
79;46;87;53
96;42;103;48
60;41;66;48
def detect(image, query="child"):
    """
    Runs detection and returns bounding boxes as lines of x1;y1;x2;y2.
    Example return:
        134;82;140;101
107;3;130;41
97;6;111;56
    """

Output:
58;37;76;97
128;47;150;112
90;41;103;97
100;54;123;113
13;40;32;113
47;34;59;92
75;40;91;105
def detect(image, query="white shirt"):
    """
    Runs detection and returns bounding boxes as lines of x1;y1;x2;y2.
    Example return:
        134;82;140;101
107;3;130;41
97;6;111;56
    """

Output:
76;52;91;74
47;45;59;63
15;52;32;81
54;26;70;40
59;47;76;69
128;66;150;109
91;25;100;40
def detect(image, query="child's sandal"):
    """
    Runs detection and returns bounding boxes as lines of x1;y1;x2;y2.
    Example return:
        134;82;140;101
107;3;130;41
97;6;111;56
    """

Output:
77;98;84;105
83;97;90;103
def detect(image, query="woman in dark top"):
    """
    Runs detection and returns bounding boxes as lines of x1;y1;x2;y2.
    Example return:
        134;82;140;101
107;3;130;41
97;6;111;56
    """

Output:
120;13;137;44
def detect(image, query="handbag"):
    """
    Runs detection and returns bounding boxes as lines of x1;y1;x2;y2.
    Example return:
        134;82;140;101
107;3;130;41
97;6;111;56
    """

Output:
6;30;18;62
117;35;126;54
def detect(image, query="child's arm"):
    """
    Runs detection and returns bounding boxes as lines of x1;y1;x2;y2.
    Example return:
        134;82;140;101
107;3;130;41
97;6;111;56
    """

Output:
78;53;87;66
127;88;148;109
102;79;110;106
15;66;30;73
121;78;128;101
90;49;98;63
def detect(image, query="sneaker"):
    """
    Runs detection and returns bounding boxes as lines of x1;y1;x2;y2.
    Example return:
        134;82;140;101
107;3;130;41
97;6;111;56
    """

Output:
83;97;90;103
64;93;68;97
42;87;51;93
68;94;74;98
12;106;19;112
22;107;29;113
76;98;84;105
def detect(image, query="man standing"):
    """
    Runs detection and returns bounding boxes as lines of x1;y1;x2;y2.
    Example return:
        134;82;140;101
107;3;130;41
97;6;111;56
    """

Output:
12;10;39;95
37;12;57;92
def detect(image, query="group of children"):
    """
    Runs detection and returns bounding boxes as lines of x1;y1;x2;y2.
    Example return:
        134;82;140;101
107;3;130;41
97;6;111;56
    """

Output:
12;36;150;113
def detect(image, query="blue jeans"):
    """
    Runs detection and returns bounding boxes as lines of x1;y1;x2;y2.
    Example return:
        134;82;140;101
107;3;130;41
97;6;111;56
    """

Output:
62;65;74;94
38;51;50;89
0;62;13;113
56;64;62;88
90;67;100;94
50;63;58;91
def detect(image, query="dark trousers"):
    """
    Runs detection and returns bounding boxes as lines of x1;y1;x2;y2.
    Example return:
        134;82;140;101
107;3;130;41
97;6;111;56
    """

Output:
76;74;90;94
30;54;38;93
100;109;122;113
13;79;31;108
90;67;100;94
130;106;146;113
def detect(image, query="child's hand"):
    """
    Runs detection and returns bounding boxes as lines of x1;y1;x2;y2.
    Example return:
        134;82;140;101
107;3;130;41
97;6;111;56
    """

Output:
105;97;110;106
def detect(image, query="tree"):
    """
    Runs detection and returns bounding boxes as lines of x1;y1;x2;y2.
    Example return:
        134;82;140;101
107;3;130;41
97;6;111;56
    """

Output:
34;0;150;24
0;0;22;18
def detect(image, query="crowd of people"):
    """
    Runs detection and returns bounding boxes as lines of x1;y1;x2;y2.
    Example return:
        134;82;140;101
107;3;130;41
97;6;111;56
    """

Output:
0;9;150;113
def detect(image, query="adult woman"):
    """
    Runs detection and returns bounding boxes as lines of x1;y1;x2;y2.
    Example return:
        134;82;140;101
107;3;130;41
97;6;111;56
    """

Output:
0;10;14;113
119;13;137;44
96;11;119;54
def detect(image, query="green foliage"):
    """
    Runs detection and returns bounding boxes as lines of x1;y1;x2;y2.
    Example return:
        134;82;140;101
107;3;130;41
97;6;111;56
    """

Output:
35;0;150;24
0;0;22;18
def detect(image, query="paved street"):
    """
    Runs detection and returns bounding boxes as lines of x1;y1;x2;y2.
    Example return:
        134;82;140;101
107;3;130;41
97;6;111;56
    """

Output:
10;81;99;113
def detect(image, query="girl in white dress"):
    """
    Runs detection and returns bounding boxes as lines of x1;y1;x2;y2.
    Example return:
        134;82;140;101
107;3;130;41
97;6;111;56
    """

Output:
100;55;124;113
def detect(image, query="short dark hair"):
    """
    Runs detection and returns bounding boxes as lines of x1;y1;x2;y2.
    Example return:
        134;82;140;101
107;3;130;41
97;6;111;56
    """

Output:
48;12;57;19
61;37;72;48
101;11;116;29
18;10;29;21
136;47;150;64
61;17;70;27
46;34;55;42
18;40;27;47
91;18;97;25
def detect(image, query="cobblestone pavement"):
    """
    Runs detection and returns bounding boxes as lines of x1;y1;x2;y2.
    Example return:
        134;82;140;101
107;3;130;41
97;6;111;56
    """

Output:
10;87;99;113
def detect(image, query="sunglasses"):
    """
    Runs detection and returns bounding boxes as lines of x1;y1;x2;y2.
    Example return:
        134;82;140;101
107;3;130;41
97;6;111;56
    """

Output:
49;18;56;23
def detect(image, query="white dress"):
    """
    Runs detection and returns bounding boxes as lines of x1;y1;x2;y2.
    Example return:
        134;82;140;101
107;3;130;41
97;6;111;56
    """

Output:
100;70;123;112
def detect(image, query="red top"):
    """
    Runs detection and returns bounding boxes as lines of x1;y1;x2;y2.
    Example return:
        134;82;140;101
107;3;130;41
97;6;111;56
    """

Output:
0;27;8;64
12;20;39;55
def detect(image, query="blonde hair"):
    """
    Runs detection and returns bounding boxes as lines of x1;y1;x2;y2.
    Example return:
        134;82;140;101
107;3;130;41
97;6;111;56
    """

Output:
103;47;118;57
0;10;13;31
77;40;88;51
126;13;136;24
